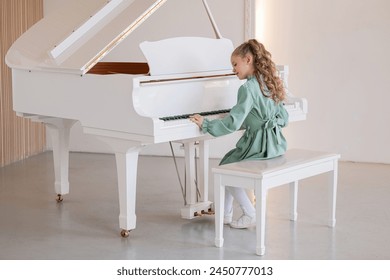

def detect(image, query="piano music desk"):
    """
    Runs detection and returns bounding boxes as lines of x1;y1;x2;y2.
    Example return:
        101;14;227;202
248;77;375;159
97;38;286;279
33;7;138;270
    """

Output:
212;149;340;255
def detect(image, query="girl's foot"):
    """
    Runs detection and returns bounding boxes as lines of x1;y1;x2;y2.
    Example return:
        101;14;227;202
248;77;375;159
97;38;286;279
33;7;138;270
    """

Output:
230;214;256;229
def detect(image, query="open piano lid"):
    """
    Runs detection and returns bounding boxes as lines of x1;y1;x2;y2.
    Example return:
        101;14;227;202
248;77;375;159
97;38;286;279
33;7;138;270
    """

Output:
6;0;167;75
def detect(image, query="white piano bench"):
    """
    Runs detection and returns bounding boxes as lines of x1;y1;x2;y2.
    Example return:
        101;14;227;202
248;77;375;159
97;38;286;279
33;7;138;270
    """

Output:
212;149;340;256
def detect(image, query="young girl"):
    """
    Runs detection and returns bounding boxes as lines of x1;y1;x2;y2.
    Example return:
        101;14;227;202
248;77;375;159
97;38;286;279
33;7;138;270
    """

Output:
190;39;289;229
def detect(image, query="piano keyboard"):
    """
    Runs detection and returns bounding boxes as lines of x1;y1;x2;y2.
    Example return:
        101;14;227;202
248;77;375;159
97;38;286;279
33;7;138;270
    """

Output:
159;101;299;123
159;109;231;121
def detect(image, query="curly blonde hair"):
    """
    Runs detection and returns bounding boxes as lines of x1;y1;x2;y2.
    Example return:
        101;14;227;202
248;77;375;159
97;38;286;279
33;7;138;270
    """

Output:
232;39;286;103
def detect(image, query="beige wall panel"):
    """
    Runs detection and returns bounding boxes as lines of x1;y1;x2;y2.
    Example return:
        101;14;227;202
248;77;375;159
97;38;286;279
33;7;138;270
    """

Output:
0;0;46;167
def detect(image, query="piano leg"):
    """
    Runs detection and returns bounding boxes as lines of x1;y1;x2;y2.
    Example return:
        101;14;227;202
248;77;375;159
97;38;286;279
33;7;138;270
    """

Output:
96;137;143;237
44;118;76;202
198;140;210;206
180;140;213;219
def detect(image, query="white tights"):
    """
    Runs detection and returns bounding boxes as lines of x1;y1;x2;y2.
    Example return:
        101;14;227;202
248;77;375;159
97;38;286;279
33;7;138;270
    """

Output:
224;186;256;218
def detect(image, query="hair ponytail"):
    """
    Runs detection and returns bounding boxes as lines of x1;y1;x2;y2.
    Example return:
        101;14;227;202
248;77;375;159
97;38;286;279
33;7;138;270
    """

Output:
232;39;286;103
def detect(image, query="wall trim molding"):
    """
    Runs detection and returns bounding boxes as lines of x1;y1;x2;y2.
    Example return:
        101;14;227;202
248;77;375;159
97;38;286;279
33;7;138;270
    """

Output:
244;0;256;40
0;0;46;167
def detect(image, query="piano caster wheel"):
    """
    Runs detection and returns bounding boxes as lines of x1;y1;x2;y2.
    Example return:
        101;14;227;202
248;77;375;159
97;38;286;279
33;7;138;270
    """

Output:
120;229;131;238
56;194;63;203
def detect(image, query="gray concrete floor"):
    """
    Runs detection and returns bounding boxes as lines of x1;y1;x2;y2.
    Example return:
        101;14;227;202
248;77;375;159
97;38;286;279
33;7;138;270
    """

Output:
0;151;389;260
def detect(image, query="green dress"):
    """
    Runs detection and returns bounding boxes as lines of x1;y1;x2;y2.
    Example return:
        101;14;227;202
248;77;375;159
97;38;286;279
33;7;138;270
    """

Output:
202;76;289;165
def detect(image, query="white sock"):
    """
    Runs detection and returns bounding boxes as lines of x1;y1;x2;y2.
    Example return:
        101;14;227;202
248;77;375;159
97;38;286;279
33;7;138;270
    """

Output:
226;186;256;218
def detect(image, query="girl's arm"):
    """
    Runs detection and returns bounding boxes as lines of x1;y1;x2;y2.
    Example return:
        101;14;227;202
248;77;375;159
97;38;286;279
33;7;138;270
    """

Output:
191;85;253;137
276;102;289;128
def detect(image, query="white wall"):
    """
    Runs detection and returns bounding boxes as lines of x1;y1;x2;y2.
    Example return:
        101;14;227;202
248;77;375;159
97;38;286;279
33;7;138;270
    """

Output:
257;0;390;164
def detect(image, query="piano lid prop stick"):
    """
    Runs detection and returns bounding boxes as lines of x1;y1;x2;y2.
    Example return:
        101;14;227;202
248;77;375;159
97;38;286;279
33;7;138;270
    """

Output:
84;0;168;74
50;0;124;59
201;0;222;39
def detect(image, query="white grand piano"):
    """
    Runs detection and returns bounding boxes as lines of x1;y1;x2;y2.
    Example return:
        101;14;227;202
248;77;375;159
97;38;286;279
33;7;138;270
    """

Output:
6;0;307;237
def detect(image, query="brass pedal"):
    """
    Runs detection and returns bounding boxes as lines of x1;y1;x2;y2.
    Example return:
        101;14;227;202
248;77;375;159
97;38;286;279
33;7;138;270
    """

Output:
194;211;203;217
204;208;215;215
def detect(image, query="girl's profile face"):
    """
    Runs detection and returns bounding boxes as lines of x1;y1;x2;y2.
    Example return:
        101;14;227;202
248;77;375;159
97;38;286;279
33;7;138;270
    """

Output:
231;54;254;80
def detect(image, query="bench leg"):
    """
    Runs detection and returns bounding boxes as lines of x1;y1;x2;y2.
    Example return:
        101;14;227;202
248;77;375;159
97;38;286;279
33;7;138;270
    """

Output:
214;174;224;247
328;160;338;227
255;182;266;256
289;181;298;221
